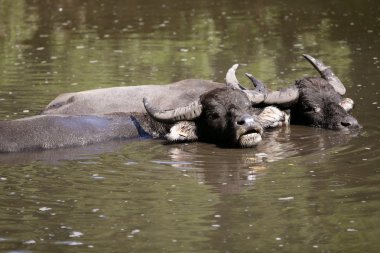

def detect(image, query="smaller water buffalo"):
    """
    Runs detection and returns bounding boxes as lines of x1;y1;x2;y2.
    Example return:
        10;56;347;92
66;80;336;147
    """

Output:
227;54;360;130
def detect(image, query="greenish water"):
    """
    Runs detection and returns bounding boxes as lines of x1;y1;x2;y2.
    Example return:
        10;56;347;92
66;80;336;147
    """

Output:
0;0;379;252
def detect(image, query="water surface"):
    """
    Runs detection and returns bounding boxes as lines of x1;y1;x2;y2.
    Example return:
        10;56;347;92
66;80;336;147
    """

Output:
1;0;380;252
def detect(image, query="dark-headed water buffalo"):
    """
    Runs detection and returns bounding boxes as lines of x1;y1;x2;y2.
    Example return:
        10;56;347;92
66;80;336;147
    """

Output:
143;87;288;147
0;82;287;152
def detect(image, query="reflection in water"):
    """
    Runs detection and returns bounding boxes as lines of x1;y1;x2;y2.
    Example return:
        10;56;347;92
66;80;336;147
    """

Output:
0;126;371;252
0;0;380;252
165;126;359;194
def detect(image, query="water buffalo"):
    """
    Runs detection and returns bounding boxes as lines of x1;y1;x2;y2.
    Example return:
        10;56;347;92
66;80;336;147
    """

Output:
0;82;287;152
227;54;360;130
143;87;288;147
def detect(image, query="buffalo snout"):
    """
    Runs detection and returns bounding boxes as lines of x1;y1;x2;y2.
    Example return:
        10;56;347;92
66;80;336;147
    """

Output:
234;114;263;148
340;115;360;129
236;114;263;134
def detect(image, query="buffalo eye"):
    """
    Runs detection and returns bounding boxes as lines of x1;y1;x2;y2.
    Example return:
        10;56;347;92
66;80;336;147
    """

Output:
208;112;220;120
305;105;321;113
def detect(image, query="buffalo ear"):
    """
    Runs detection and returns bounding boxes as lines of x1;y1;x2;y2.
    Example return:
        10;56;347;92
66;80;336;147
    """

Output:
166;121;198;142
339;97;354;112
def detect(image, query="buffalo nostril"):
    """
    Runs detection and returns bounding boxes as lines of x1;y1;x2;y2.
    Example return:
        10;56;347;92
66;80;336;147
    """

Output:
237;115;255;126
341;116;359;128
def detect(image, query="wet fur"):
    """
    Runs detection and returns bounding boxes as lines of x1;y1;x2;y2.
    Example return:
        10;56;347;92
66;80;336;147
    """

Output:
166;106;288;143
194;88;263;147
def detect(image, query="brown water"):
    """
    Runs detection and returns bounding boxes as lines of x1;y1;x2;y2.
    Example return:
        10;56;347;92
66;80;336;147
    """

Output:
1;0;380;252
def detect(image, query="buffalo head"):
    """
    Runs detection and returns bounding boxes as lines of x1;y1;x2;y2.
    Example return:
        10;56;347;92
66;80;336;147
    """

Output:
290;76;358;129
144;87;264;148
230;54;360;130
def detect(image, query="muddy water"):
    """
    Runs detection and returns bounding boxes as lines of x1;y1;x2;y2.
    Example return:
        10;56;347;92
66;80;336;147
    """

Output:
0;0;379;252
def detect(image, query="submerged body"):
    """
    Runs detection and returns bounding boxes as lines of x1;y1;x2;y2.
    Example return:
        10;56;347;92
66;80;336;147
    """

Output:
42;79;222;115
0;113;167;152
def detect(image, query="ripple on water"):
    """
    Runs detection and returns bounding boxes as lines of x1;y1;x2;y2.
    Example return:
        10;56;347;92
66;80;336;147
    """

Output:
0;1;378;252
151;160;193;166
54;241;84;246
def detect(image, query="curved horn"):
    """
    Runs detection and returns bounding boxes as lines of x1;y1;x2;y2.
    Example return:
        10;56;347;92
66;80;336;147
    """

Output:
143;98;203;123
303;54;346;95
225;64;246;90
242;90;266;104
263;86;300;106
245;73;267;93
243;73;299;106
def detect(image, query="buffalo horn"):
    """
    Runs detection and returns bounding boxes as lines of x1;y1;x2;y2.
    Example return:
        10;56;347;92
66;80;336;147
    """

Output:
243;73;266;103
242;90;266;104
143;98;203;123
245;73;266;93
225;65;268;104
244;72;299;106
303;54;346;95
225;64;246;90
263;85;300;106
